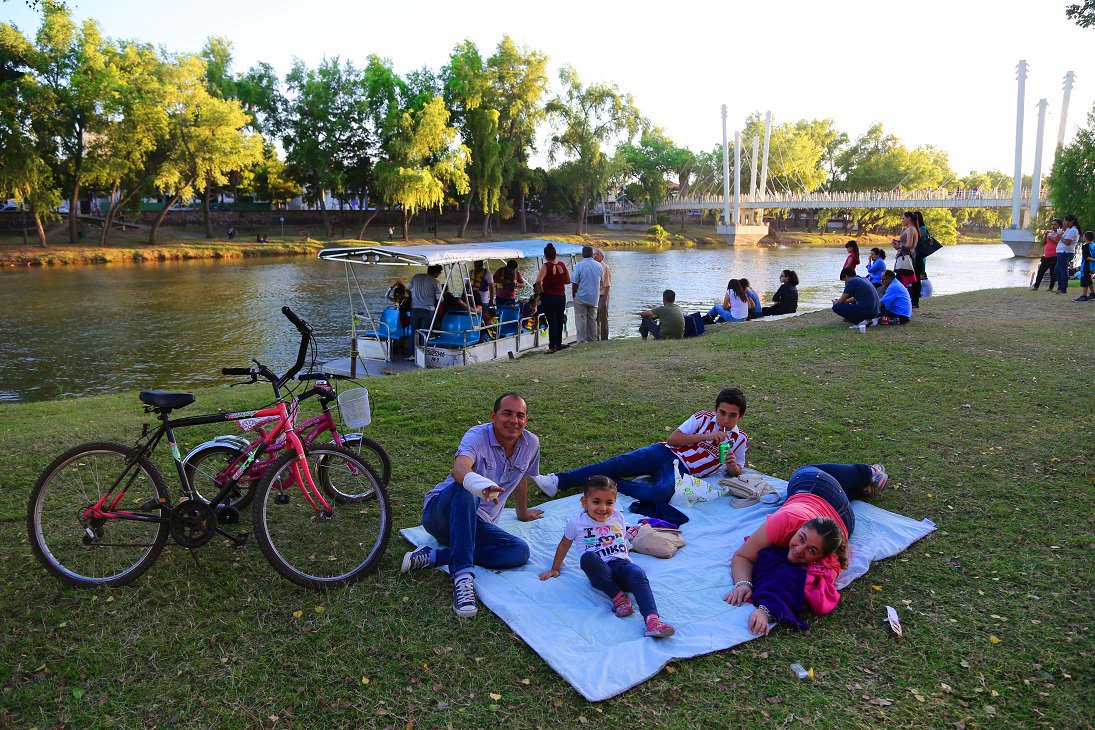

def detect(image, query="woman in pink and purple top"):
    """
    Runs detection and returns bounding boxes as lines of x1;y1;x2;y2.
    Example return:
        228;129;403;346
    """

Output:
724;462;888;636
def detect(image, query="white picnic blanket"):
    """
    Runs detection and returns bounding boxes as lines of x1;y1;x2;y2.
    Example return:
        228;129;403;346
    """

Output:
399;470;935;701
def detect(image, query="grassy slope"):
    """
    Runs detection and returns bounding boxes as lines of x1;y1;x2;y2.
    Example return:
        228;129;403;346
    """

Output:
0;289;1091;728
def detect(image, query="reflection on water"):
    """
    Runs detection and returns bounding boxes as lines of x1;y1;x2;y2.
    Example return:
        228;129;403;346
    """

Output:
0;244;1036;402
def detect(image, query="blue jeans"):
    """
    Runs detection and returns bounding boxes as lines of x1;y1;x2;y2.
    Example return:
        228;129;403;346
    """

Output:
1054;253;1072;292
706;304;742;322
580;553;658;618
832;301;878;324
421;482;530;578
639;315;662;340
557;443;678;503
785;463;872;536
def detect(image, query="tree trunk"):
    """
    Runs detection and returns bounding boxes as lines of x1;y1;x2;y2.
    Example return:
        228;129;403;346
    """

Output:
149;190;187;245
402;208;410;241
19;206;29;246
68;183;80;244
457;185;474;238
577;189;591;235
355;209;379;240
99;184;120;246
202;184;214;239
34;212;47;246
519;191;527;234
481;211;490;238
318;192;332;239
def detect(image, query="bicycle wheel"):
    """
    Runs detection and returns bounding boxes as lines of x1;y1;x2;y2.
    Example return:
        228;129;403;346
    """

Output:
338;434;392;487
28;442;170;588
182;443;256;509
252;445;391;589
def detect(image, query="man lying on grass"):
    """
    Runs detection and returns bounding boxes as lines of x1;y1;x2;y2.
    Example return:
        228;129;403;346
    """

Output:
400;393;544;617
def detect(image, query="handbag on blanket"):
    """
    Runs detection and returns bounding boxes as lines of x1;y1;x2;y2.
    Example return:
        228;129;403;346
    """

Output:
718;475;782;509
628;522;685;558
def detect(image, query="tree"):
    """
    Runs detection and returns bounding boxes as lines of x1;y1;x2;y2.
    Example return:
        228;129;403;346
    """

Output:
148;53;262;244
1066;1;1095;27
486;36;548;234
546;65;641;234
618;127;691;223
1047;102;1095;227
375;95;469;240
84;39;168;245
279;56;369;239
0;18;62;245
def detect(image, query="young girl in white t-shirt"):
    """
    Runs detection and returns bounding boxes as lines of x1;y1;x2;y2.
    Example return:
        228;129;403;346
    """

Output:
540;476;675;638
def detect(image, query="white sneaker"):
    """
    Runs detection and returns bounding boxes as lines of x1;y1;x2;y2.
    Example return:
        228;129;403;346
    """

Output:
452;574;478;617
529;473;560;498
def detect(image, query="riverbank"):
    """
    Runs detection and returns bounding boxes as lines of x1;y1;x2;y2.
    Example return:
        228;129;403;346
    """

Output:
0;226;999;268
0;288;1088;728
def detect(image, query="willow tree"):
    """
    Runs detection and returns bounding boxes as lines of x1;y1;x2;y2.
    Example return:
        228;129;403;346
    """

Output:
376;95;469;241
546;65;641;234
149;54;262;244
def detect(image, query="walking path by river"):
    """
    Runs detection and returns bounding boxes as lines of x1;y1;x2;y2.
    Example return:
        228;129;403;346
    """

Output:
0;243;1038;402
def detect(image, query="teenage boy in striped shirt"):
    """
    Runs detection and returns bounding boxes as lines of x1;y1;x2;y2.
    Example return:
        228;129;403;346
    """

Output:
530;388;748;503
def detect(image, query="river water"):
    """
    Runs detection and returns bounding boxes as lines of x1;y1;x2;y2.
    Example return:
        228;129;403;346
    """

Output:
0;243;1036;402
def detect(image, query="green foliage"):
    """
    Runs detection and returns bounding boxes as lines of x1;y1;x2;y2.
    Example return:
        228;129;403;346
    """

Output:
646;223;669;241
1047;102;1095;226
618;127;693;220
1066;0;1095;27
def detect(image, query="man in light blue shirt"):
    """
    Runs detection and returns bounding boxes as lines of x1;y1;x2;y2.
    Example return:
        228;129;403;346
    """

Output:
571;246;602;344
876;270;912;325
400;393;544;617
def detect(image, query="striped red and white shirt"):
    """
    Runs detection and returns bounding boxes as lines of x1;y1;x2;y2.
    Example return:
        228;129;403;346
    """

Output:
665;411;748;478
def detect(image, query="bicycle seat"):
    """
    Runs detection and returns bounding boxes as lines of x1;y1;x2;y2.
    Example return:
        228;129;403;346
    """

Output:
139;391;196;410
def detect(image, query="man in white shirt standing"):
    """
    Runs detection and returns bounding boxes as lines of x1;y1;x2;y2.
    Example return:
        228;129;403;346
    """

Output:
571;246;602;344
594;248;611;341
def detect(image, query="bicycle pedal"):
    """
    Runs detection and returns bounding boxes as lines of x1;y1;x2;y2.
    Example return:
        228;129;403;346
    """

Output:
229;532;249;549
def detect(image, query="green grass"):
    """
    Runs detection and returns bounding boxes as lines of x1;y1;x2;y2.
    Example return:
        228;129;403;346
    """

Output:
0;288;1091;728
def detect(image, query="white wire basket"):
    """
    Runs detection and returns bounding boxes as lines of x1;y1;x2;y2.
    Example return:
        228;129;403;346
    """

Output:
336;388;372;429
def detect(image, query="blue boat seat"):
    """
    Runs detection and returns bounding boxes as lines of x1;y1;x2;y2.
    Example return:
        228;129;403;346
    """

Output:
426;311;481;347
362;306;410;341
497;304;520;337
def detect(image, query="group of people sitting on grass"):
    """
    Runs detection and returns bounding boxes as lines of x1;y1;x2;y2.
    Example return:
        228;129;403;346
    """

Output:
400;388;888;642
701;271;801;325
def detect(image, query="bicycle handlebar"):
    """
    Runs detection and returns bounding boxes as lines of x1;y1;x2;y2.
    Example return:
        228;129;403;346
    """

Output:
222;367;253;376
220;307;315;399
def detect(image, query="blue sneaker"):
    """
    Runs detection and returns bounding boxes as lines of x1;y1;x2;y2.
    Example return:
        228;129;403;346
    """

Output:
452;574;478;617
400;545;433;574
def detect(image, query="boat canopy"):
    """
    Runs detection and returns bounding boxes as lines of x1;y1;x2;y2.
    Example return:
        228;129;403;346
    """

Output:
317;239;586;267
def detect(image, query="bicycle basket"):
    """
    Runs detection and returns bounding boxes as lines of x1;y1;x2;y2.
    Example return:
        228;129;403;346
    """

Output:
337;388;372;429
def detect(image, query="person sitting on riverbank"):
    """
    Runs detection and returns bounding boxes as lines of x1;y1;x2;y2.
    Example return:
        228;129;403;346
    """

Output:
760;270;799;317
724;462;888;636
529;388;747;503
866;248;886;288
874;270;912;325
639;289;685;341
832;267;880;327
739;278;764;319
703;279;750;324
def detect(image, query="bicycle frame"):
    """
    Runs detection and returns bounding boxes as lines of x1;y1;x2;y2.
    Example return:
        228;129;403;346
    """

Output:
83;400;336;529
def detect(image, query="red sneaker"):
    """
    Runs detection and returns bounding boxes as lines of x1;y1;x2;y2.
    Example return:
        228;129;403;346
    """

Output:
612;592;633;617
644;614;675;638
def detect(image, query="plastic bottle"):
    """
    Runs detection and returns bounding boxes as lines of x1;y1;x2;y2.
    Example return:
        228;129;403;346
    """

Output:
789;663;809;680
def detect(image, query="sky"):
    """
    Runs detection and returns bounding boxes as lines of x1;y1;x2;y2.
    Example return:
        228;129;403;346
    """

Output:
3;0;1092;181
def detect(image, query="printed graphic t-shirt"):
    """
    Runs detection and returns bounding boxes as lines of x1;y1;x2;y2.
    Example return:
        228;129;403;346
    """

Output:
665;411;748;478
563;509;631;563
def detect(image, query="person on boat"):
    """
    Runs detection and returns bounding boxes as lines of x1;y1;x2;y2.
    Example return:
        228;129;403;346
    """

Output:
400;393;544;617
638;289;685;341
493;260;526;307
535;243;571;353
409;265;444;342
469;260;495;311
521;291;543;331
437;292;472;319
724;462;888;637
385;279;408;305
759;270;799;317
529;388;747;503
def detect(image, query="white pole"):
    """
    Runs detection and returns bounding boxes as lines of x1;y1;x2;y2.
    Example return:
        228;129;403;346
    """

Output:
1057;70;1075;148
749;136;760;223
1030;98;1048;224
733;131;741;226
759;111;772;201
1011;60;1028;228
720;105;731;228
